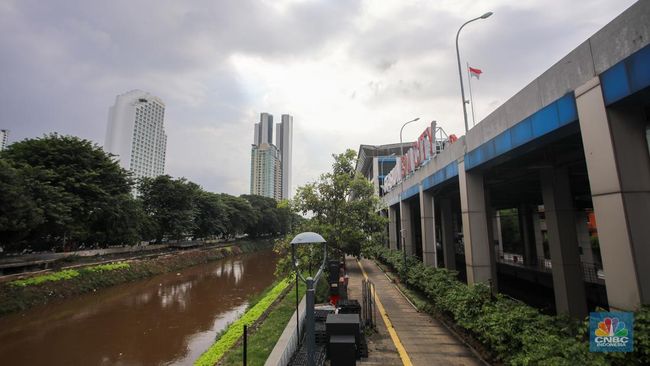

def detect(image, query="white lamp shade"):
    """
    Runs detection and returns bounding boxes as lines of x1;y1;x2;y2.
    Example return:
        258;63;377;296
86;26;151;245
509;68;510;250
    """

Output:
290;232;326;245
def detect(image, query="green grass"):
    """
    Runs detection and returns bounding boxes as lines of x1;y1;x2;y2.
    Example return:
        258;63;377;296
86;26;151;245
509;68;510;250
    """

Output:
194;278;292;366
82;262;130;273
9;262;131;287
10;269;80;287
221;282;306;366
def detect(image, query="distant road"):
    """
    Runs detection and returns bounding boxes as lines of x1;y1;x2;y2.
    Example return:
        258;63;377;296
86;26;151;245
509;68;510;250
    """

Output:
0;244;169;274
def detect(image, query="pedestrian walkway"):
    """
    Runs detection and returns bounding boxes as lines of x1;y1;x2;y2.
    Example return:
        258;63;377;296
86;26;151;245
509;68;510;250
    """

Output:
347;257;483;366
346;256;401;365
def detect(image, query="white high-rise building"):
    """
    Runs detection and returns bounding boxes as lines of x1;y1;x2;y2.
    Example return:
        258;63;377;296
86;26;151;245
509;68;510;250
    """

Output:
250;113;293;200
104;90;167;180
276;114;293;199
0;129;8;151
250;143;282;200
254;112;274;145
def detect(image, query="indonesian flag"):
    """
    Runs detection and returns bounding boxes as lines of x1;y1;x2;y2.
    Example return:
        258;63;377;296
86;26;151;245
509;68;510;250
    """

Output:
469;66;483;79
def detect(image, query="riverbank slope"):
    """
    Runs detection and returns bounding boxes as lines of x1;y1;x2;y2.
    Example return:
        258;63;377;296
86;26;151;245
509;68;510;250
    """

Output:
0;240;274;317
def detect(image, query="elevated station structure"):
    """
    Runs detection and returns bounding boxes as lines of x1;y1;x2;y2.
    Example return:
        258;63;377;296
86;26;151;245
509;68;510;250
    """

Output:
370;1;650;315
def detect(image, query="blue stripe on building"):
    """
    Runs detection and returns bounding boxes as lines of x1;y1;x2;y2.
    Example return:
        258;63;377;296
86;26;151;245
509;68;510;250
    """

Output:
601;43;650;105
465;93;578;170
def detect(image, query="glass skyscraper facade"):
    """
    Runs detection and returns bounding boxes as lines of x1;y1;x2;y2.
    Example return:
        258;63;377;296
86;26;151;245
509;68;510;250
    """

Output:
250;112;292;200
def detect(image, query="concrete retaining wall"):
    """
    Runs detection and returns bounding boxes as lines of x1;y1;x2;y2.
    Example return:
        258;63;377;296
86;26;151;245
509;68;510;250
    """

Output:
264;295;306;366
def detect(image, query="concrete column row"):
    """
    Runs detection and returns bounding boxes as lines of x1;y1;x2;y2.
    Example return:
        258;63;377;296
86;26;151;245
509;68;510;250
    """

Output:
385;77;649;314
388;167;593;317
386;193;457;271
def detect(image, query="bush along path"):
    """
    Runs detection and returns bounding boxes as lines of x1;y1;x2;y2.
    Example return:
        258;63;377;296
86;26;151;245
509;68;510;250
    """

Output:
0;240;274;317
194;278;292;366
370;246;650;366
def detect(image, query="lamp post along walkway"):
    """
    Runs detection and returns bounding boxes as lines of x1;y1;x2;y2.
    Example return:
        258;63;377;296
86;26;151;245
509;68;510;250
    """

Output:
290;232;328;366
399;117;420;281
456;12;493;133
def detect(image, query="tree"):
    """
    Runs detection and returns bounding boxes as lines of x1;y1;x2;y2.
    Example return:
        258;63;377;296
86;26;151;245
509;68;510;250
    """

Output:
1;134;137;250
241;194;281;237
276;200;292;235
0;160;44;249
292;149;386;256
87;194;149;246
193;192;228;239
139;175;200;241
219;194;256;238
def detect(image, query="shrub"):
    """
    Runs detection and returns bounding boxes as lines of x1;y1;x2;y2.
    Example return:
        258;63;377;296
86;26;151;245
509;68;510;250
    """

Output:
368;246;650;365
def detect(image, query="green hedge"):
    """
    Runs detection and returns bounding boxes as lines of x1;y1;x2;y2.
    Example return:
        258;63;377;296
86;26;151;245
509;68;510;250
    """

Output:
370;246;649;365
194;278;291;366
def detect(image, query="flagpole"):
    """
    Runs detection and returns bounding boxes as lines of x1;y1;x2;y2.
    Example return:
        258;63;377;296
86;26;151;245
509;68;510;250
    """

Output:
467;62;477;126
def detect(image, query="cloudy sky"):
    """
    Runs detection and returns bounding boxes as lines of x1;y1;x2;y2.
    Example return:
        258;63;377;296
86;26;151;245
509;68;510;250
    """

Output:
0;0;637;195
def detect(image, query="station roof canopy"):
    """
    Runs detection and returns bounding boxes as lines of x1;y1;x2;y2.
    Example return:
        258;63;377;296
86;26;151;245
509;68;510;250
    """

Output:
355;142;413;176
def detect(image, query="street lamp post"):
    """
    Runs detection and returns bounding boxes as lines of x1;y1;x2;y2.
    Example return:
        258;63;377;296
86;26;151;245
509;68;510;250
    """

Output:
290;232;328;366
455;12;493;133
399;117;420;280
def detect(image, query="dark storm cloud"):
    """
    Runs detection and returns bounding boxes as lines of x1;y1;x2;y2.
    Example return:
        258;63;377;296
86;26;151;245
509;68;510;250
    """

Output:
0;0;638;195
0;0;363;193
343;0;634;123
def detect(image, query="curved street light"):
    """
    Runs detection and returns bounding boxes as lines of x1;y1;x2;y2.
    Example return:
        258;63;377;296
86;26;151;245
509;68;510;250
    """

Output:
398;117;420;280
456;11;493;133
290;232;327;366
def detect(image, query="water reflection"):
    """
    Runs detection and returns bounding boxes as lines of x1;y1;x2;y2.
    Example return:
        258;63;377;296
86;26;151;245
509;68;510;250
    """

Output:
0;249;277;366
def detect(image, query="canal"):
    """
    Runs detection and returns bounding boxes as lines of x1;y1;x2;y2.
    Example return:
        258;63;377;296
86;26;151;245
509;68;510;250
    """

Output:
0;249;278;365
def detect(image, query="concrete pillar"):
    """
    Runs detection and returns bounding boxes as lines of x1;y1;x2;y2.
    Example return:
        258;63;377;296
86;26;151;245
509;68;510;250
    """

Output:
540;167;588;318
458;160;495;285
388;205;398;250
575;211;594;264
419;186;437;267
485;197;499;292
372;157;380;196
533;209;545;261
440;198;456;270
382;209;390;248
519;205;538;266
576;77;650;310
495;211;504;259
400;199;414;256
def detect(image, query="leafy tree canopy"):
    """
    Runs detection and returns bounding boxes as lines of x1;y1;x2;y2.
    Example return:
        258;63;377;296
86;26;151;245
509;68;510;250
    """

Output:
139;175;200;241
0;134;134;249
276;149;386;276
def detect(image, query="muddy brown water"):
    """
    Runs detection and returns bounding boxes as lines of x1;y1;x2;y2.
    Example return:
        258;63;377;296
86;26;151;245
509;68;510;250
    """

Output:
0;249;278;365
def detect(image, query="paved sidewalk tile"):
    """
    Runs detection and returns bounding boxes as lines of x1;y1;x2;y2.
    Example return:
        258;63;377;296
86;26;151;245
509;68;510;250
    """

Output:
349;257;483;366
346;257;402;365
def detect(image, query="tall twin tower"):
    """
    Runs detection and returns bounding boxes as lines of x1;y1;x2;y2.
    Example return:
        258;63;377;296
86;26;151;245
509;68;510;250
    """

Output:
250;113;293;200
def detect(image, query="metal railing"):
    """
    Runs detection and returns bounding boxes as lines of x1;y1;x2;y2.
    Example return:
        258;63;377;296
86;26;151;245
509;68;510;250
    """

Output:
494;249;605;284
